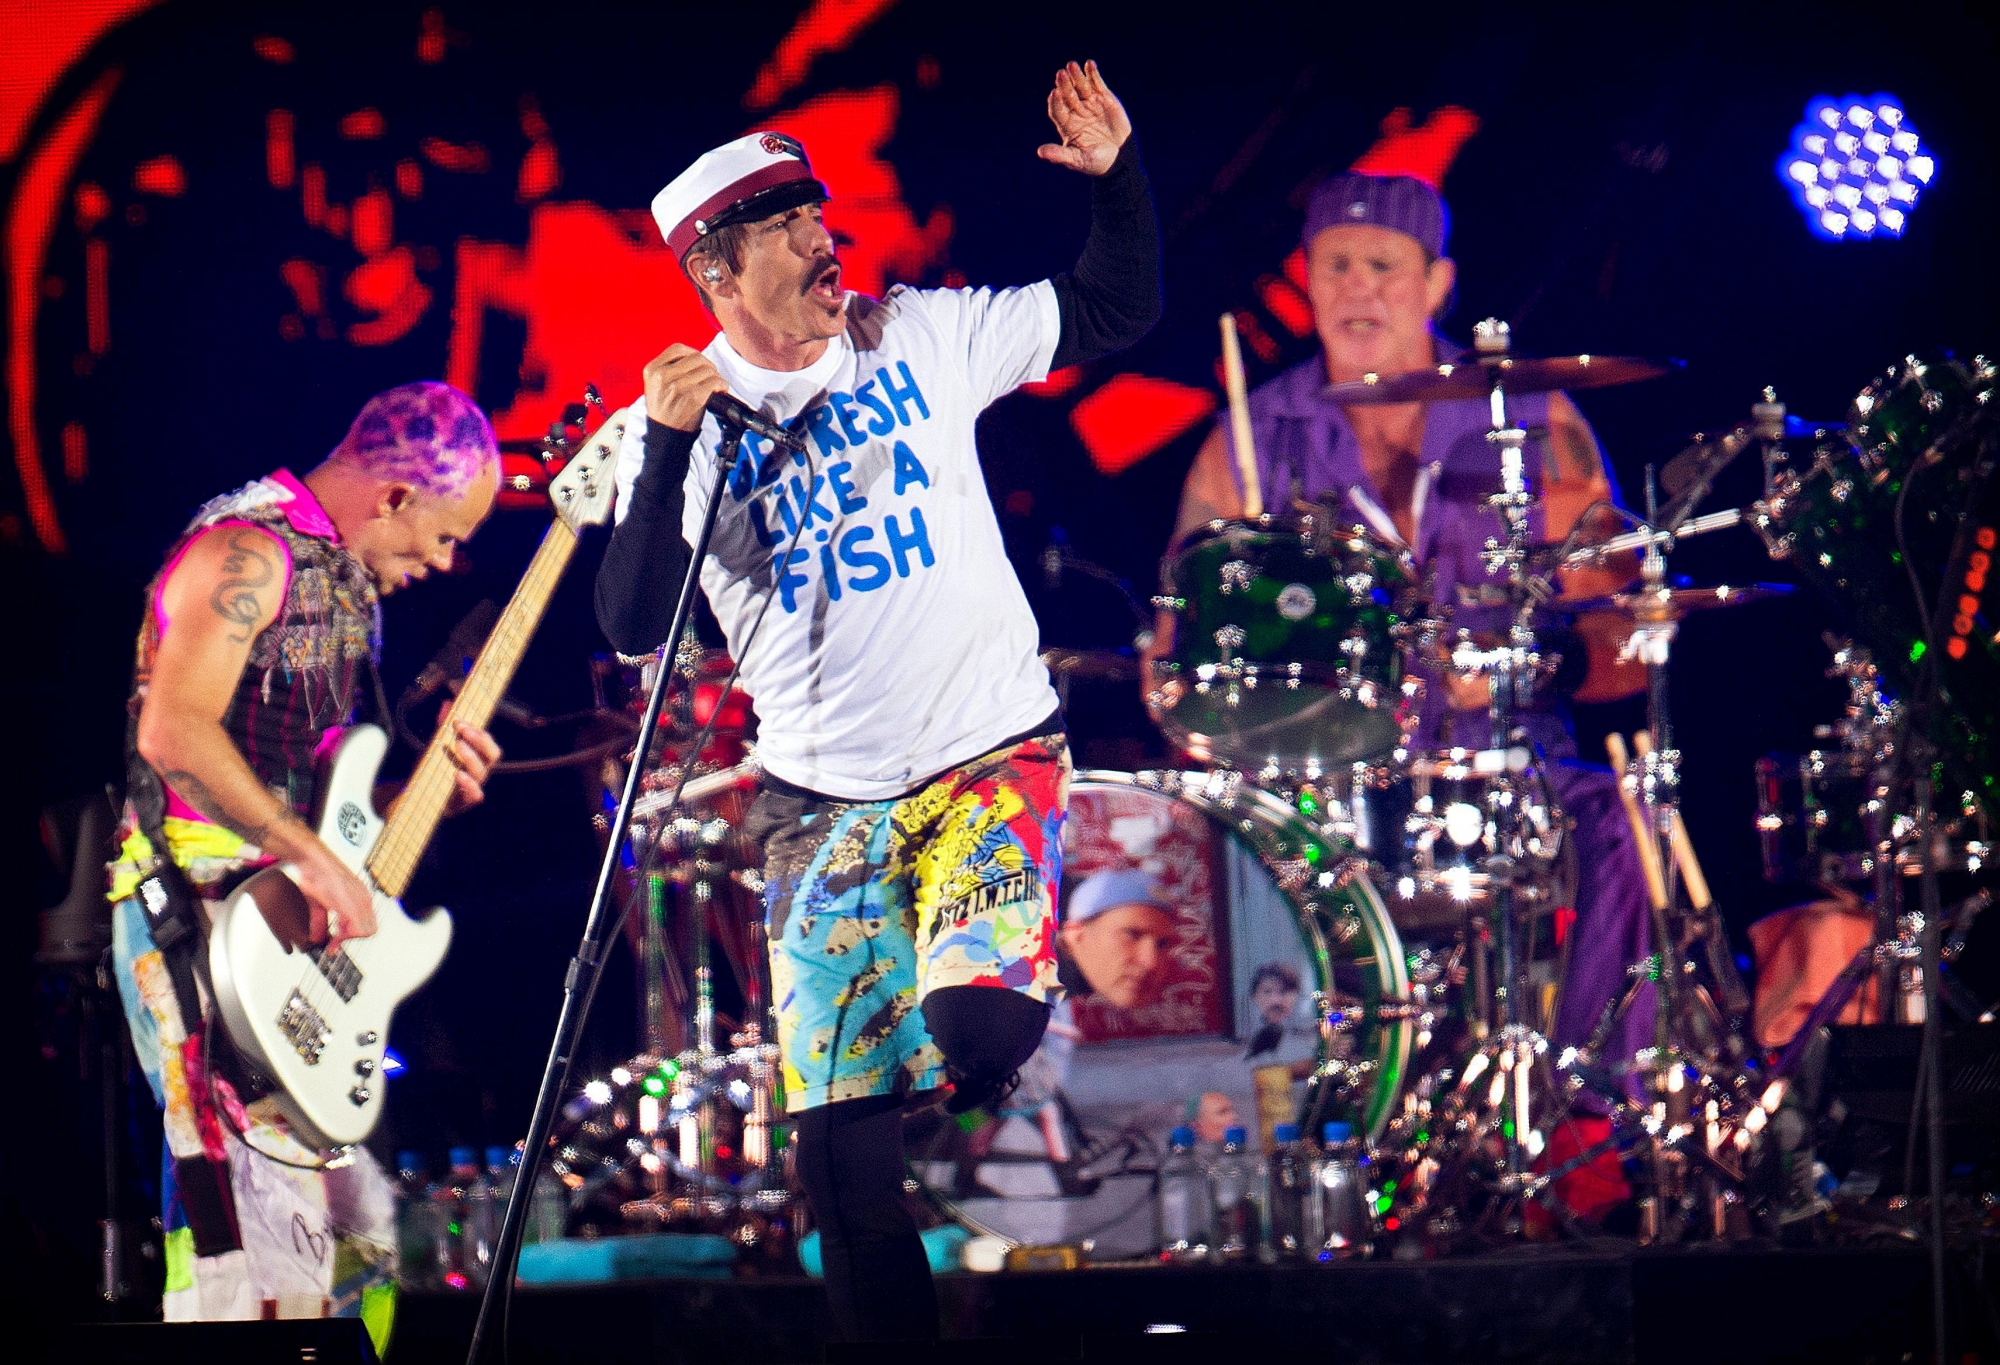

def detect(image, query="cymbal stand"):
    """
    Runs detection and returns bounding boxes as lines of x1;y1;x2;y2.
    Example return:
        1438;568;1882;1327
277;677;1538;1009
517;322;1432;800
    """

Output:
1561;486;1767;1242
1391;325;1577;1238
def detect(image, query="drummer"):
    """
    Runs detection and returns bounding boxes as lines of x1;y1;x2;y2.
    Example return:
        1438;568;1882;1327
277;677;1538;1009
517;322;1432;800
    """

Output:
1147;170;1652;1063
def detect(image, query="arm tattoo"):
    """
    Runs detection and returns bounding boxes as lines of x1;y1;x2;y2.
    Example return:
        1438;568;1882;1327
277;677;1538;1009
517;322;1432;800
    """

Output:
209;529;276;643
160;767;297;847
1544;421;1605;485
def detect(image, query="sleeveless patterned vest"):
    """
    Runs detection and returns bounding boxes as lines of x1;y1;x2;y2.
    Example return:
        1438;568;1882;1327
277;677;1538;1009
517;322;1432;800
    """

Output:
121;473;380;892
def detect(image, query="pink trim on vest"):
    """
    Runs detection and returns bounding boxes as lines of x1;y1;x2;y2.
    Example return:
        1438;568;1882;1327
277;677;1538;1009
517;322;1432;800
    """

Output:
151;470;337;633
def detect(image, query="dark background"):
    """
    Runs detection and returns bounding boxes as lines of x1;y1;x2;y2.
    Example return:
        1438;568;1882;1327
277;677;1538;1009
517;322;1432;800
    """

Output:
5;0;1997;1315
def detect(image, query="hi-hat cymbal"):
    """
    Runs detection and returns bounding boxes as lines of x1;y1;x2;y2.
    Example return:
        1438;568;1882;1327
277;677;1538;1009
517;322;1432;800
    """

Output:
1324;353;1677;406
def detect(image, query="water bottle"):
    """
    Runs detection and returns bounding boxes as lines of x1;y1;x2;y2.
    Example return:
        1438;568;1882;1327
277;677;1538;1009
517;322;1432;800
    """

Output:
463;1146;510;1285
1208;1126;1255;1262
1267;1123;1314;1258
526;1153;569;1245
1315;1121;1370;1259
394;1152;447;1291
443;1147;484;1289
1157;1126;1206;1262
486;1145;516;1205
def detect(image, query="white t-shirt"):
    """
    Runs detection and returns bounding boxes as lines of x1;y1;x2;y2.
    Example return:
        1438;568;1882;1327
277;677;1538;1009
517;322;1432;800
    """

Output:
612;283;1063;800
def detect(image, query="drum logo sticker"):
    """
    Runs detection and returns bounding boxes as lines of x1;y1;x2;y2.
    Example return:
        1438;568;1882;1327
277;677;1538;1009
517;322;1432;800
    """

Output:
1275;583;1318;621
336;802;369;847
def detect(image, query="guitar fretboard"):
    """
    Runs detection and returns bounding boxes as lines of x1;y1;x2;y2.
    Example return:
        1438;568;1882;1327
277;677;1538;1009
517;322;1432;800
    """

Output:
366;519;578;897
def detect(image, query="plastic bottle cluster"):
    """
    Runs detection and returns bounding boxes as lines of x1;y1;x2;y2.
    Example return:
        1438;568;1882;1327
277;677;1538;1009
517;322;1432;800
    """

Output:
394;1143;568;1290
1157;1121;1372;1263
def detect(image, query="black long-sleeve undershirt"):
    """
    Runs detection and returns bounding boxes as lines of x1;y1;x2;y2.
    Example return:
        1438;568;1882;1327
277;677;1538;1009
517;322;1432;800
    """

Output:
593;140;1162;656
594;420;697;656
1050;136;1162;371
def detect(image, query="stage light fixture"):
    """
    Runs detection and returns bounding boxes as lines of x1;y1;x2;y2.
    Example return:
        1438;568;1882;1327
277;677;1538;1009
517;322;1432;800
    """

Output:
1778;94;1935;239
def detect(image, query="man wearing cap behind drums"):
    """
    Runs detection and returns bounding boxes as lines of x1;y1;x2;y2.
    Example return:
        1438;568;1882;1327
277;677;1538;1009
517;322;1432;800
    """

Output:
1146;171;1656;1090
595;62;1159;1340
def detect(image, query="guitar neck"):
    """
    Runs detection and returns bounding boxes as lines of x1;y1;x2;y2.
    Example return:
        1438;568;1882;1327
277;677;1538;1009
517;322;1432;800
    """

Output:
366;519;578;898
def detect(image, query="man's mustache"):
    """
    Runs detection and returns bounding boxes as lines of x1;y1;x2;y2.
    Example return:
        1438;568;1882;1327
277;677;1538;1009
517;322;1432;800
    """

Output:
801;255;839;296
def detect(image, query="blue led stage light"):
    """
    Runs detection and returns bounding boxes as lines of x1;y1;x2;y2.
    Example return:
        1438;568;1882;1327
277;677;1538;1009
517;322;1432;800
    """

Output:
1778;94;1934;240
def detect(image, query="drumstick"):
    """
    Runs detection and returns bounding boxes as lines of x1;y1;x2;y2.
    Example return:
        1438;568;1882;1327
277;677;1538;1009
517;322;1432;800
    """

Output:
1605;733;1670;912
1633;730;1714;911
1219;313;1264;518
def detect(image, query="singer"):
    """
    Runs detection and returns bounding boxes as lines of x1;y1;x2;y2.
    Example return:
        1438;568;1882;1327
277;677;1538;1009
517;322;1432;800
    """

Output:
594;61;1159;1340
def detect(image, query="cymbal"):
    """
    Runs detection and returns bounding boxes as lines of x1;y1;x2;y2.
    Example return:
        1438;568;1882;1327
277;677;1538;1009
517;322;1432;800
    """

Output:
1323;353;1677;406
1039;647;1139;681
1563;582;1795;621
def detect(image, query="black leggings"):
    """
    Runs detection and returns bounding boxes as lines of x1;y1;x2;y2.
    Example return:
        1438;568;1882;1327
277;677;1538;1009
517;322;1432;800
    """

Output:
794;985;1049;1340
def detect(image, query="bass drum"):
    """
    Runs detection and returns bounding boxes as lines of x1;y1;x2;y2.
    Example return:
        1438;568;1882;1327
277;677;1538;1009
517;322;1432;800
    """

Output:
905;770;1411;1259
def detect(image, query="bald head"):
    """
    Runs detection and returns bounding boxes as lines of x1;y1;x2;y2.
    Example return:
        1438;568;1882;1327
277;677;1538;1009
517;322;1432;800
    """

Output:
325;381;498;497
306;381;499;595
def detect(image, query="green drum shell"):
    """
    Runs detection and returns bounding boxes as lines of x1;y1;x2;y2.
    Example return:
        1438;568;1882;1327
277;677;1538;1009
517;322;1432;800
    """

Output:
1155;517;1414;771
1759;354;2000;826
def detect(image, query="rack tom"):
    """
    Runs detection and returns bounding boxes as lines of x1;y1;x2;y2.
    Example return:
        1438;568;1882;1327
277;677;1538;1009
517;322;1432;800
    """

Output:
1150;516;1416;773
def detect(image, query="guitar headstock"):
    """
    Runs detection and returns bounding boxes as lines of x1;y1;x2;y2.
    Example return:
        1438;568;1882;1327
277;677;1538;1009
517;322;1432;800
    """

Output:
548;415;627;532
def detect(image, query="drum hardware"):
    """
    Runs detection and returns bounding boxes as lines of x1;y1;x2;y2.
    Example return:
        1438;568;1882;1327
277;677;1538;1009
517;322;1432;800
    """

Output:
1753;355;2000;1021
1551;455;1777;1239
1368;322;1594;1239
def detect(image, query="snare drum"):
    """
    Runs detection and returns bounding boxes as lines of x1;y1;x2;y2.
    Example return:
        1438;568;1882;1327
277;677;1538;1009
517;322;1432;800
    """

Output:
1150;516;1417;773
904;770;1411;1259
1315;746;1569;936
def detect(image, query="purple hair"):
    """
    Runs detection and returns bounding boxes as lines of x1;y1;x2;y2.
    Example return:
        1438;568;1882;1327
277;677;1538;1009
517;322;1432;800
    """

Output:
329;381;498;496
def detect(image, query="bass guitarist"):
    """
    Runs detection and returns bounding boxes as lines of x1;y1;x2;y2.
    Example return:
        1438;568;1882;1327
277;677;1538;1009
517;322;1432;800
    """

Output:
105;382;502;1342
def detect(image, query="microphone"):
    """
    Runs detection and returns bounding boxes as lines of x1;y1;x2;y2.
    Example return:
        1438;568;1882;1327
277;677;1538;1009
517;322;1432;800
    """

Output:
706;392;805;452
409;601;497;701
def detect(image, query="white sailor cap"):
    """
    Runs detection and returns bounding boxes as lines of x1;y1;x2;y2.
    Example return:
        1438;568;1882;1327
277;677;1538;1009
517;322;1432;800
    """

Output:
652;131;830;262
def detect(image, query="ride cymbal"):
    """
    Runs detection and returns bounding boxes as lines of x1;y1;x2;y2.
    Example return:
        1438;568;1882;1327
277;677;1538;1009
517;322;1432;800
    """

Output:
1324;354;1677;406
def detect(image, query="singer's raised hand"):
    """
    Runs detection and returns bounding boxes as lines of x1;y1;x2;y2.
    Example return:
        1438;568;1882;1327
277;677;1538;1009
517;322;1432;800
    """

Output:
644;343;731;432
1038;61;1130;177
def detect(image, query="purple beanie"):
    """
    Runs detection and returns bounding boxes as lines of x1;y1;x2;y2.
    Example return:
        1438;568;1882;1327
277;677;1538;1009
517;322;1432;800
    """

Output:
1302;172;1450;258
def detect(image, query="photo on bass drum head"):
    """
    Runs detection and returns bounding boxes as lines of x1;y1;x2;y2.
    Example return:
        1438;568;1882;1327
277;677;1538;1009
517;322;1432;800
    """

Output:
906;772;1410;1260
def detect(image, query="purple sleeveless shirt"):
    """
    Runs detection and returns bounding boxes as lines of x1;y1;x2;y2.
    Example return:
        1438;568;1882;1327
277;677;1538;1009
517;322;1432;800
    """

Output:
1221;346;1562;753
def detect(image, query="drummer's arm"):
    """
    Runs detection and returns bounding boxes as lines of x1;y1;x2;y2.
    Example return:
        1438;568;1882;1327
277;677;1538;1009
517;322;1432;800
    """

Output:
1140;427;1246;682
1542;392;1638;600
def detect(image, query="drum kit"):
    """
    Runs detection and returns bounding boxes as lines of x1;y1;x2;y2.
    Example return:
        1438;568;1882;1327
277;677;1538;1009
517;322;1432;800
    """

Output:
508;339;1997;1259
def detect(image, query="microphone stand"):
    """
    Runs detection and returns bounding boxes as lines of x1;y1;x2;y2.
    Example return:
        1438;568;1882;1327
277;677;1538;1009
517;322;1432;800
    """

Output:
466;422;746;1365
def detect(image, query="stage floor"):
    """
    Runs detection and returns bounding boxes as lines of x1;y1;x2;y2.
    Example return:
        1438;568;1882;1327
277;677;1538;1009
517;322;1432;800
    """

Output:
391;1242;1938;1364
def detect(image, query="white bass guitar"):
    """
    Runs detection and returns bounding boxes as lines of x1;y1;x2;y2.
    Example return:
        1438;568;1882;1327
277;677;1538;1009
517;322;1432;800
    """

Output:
207;417;625;1148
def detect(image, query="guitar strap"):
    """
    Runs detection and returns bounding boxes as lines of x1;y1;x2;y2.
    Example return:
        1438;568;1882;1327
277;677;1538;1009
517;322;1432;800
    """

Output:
129;796;212;1034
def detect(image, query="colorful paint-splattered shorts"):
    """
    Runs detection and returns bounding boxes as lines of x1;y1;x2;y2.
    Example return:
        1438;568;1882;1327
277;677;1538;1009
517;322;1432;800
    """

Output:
750;732;1070;1113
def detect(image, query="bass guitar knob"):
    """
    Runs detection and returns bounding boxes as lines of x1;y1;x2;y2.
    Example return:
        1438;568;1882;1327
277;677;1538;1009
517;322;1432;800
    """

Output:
354;1059;376;1077
348;1085;373;1106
